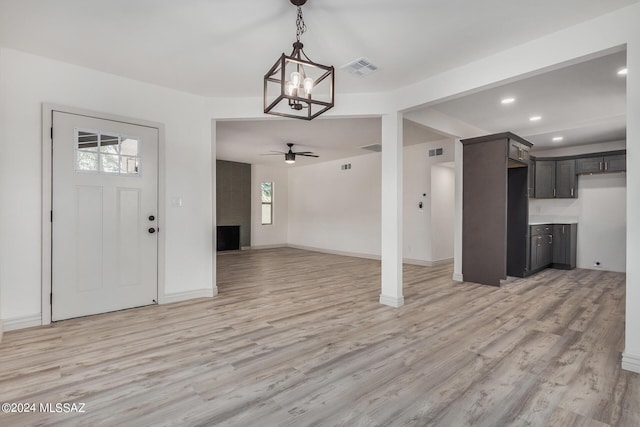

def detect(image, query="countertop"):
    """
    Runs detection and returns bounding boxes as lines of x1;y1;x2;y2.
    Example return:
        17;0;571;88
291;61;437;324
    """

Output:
529;215;578;225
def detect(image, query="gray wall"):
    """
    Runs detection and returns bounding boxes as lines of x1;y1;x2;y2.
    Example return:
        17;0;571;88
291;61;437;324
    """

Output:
216;160;251;248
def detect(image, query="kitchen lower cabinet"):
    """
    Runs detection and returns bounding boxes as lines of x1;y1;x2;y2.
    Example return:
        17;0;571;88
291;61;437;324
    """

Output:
552;223;577;269
528;223;576;275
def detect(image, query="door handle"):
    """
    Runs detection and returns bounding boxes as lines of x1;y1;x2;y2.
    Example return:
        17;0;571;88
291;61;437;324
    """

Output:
148;227;157;234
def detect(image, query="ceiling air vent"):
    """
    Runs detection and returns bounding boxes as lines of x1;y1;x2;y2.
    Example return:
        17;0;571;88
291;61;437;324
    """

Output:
361;144;382;152
341;57;379;77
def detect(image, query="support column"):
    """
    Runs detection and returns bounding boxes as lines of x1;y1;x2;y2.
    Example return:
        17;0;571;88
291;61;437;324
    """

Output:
380;112;404;307
623;41;640;373
453;139;464;282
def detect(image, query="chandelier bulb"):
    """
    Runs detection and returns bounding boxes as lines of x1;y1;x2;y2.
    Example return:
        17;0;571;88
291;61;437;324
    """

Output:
290;72;301;87
303;77;313;95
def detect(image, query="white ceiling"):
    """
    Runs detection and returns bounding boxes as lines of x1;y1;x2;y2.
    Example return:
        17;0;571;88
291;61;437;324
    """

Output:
0;1;634;162
216;118;447;166
428;50;627;150
0;0;637;97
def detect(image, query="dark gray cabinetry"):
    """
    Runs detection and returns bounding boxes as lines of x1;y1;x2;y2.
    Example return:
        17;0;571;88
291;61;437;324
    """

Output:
534;160;576;199
605;154;626;172
555;159;576;198
528;160;535;198
462;132;532;286
551;224;577;269
576;153;626;174
528;223;577;274
534;161;555;198
509;141;530;163
530;225;553;273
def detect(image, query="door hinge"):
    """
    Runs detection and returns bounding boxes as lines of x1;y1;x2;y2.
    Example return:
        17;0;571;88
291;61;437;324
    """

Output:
50;293;53;305
50;210;53;223
50;127;53;140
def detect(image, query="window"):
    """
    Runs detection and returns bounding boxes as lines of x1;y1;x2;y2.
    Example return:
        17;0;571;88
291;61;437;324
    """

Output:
75;129;141;175
261;182;273;225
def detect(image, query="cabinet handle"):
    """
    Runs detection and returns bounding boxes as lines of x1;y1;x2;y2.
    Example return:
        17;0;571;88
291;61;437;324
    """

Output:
600;161;603;171
553;188;556;197
571;188;574;197
605;161;608;171
550;235;553;245
563;225;566;234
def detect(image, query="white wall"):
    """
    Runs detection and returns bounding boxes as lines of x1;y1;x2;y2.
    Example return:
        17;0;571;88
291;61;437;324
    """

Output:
288;154;382;257
403;141;455;264
251;164;289;247
0;48;214;324
431;165;456;262
285;141;455;264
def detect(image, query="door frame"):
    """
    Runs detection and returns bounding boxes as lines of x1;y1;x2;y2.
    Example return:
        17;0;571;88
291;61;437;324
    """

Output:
41;104;166;325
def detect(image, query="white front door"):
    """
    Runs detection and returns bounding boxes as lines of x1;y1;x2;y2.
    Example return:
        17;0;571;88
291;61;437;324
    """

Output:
52;112;158;321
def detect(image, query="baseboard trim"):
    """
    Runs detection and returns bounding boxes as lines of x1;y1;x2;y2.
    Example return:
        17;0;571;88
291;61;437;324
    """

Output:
452;272;464;282
379;294;405;308
249;244;288;250
622;352;640;373
0;320;3;342
3;314;42;332
288;244;380;261
404;257;454;267
160;288;216;305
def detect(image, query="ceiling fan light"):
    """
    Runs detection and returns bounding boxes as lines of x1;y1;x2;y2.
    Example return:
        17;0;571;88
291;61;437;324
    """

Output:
285;152;296;163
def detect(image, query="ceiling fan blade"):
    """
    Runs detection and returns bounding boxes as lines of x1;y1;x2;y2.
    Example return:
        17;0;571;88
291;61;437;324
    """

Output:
296;153;319;158
293;151;314;154
260;153;285;156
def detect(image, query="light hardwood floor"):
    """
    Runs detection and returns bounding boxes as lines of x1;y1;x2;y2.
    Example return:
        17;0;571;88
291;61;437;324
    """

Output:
0;247;638;426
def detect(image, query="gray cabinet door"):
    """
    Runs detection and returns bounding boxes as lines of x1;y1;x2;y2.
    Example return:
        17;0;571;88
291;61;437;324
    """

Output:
576;157;603;174
551;224;577;269
534;161;555;198
552;224;568;265
509;141;530;163
555;159;576;198
604;154;626;172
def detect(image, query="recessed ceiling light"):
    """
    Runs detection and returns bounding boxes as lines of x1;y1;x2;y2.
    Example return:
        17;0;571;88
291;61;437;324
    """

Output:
501;97;515;104
529;116;542;122
552;136;564;142
618;68;628;76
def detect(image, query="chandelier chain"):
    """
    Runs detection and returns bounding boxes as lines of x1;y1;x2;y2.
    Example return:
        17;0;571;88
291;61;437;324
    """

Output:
295;6;306;42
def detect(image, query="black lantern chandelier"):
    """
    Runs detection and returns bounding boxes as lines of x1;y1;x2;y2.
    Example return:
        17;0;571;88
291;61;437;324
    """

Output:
263;0;335;120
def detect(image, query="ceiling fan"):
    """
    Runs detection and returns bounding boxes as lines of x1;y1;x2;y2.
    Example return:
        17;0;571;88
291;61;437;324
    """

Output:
264;143;319;164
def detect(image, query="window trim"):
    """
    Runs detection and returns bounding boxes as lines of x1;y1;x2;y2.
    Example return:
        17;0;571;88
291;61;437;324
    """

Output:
261;181;273;225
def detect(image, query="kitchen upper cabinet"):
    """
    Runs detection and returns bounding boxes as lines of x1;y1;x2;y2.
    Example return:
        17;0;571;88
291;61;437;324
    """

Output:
509;141;530;164
604;154;626;172
534;161;556;198
575;152;626;174
534;159;576;199
555;159;576;198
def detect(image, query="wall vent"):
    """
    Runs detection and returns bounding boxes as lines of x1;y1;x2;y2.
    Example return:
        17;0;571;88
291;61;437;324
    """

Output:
341;57;380;78
361;144;382;152
429;148;444;157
